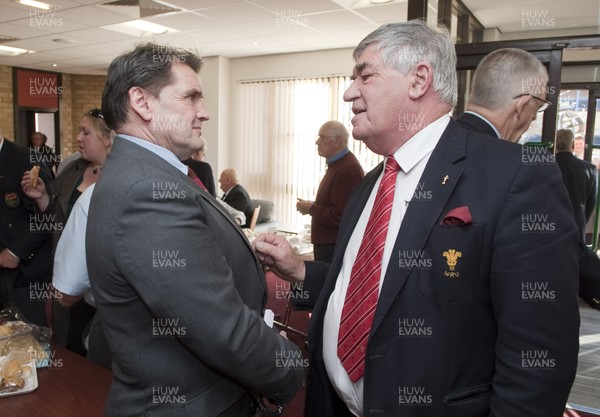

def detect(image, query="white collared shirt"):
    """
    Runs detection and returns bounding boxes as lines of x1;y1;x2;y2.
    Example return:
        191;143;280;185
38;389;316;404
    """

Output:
322;115;450;417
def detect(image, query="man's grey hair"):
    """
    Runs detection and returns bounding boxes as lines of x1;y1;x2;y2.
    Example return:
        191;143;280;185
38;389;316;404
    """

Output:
468;48;548;110
353;20;457;107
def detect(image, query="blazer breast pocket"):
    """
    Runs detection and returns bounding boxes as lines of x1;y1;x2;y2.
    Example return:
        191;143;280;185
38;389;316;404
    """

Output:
417;224;484;302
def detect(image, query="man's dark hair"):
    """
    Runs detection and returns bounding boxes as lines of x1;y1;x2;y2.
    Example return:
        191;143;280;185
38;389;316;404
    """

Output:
101;42;202;131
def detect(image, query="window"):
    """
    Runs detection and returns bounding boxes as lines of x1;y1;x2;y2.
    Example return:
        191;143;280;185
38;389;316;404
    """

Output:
236;76;382;225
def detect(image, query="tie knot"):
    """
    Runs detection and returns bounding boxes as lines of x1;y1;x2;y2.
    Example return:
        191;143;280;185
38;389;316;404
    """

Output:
385;156;400;173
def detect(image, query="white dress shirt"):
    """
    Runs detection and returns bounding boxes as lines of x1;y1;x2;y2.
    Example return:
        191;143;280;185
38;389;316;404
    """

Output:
322;115;450;417
53;184;96;306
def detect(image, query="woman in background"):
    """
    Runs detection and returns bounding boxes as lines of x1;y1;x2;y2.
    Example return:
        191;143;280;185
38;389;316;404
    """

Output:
21;109;112;362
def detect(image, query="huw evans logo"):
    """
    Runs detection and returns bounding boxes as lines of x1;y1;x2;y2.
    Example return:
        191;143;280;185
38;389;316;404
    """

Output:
521;350;556;370
275;350;309;369
29;8;63;28
398;318;432;338
29;213;63;233
398;250;432;269
521;9;556;28
152;318;187;337
398;386;432;406
29;76;62;97
521;213;555;233
521;147;555;165
152;386;186;405
152;181;187;201
152;250;187;269
521;281;555;301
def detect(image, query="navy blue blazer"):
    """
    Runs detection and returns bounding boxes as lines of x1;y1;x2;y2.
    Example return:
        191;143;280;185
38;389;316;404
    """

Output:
298;120;580;417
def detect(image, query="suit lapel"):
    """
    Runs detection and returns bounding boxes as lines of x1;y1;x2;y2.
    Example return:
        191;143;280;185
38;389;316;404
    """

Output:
196;189;269;296
371;120;467;334
114;138;268;295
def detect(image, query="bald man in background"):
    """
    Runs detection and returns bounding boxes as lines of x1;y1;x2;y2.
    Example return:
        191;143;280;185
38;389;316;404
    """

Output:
297;121;364;262
219;168;254;228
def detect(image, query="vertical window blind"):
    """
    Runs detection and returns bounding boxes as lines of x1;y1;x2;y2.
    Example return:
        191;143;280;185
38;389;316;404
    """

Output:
235;76;382;225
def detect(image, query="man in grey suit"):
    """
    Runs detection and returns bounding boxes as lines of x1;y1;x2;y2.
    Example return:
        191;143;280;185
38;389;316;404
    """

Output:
86;43;302;416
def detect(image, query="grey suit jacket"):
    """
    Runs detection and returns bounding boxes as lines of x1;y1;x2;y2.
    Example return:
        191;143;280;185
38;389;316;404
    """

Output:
86;137;302;417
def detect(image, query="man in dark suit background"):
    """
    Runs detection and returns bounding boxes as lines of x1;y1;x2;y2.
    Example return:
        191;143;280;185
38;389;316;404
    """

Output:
185;136;216;197
219;168;254;227
555;128;598;239
456;47;600;310
86;43;301;416
456;48;551;143
0;135;52;326
254;21;579;417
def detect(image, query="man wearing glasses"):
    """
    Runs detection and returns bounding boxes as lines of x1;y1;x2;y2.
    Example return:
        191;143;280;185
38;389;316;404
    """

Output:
457;47;551;142
457;48;600;311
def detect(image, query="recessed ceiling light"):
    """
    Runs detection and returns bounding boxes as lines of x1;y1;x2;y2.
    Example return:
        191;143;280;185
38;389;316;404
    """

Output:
101;19;175;37
51;63;58;67
252;41;259;45
0;45;33;56
15;0;51;10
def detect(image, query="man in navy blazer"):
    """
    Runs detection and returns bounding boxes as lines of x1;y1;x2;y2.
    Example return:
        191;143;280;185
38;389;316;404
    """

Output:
254;21;579;417
0;136;52;326
555;129;598;239
457;47;600;310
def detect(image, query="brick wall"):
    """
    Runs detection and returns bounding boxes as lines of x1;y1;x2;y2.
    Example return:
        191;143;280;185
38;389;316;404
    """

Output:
60;73;106;157
0;65;14;140
0;64;105;158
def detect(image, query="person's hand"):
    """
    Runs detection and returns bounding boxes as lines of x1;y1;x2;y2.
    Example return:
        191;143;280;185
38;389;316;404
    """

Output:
20;170;50;211
296;198;314;215
0;249;20;269
253;233;305;283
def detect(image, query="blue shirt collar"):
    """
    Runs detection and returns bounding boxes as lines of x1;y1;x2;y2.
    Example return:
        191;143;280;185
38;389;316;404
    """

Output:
326;147;350;165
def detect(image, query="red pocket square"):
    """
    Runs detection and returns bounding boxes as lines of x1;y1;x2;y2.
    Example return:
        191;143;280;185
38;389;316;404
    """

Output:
442;206;472;226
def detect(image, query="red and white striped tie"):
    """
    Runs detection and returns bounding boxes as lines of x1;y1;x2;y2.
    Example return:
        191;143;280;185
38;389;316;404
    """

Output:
337;156;400;382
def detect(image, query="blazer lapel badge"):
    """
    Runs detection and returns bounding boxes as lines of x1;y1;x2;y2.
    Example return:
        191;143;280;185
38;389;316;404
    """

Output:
441;205;472;278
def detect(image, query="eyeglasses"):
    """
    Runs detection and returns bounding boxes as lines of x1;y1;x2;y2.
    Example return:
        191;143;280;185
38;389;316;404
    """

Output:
513;94;552;113
89;108;104;119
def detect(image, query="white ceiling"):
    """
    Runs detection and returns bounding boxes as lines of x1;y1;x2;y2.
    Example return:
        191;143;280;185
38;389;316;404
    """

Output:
0;0;598;75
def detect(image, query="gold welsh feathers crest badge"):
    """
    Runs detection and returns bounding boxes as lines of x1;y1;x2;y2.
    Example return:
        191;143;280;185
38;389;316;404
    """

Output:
443;249;462;278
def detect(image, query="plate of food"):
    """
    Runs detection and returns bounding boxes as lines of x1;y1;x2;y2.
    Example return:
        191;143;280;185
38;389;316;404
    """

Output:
0;321;33;341
0;357;38;397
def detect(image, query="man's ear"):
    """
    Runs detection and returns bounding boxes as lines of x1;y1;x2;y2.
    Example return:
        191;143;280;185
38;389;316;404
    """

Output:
513;94;531;119
128;86;153;122
407;62;433;100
